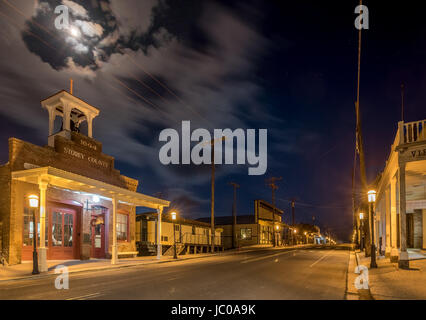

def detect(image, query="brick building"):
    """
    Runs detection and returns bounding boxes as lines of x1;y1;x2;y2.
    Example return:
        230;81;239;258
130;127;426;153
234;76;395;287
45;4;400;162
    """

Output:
0;89;169;270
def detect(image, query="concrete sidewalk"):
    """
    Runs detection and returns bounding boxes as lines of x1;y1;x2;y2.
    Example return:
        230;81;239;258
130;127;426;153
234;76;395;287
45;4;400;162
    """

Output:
0;253;221;282
355;251;426;300
0;244;313;282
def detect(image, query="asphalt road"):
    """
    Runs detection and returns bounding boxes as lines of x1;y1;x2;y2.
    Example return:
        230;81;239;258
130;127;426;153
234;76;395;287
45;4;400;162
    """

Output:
0;245;350;300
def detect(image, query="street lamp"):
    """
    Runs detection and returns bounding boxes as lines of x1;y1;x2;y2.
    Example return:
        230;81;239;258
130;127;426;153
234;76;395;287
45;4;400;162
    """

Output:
275;225;280;246
28;194;39;275
359;212;365;251
304;231;308;244
368;190;377;268
171;211;178;259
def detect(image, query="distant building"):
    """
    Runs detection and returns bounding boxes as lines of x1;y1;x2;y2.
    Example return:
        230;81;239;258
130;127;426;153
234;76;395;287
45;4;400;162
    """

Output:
366;119;426;268
136;212;223;255
197;200;291;249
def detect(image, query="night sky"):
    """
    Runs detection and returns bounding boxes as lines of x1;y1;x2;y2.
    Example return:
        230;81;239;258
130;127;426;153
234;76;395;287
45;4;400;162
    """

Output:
0;1;425;241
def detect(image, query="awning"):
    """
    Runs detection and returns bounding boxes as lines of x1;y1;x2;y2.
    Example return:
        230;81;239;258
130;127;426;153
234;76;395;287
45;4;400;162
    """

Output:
12;166;169;209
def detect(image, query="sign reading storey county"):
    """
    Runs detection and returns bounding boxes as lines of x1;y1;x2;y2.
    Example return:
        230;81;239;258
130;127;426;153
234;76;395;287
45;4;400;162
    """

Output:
55;134;111;170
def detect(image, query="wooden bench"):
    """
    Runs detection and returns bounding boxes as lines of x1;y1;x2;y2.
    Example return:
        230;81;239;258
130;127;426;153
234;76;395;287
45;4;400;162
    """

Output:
117;251;138;258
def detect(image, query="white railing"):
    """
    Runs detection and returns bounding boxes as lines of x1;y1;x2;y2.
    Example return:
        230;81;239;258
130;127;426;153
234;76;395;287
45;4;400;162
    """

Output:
179;233;221;246
400;119;426;144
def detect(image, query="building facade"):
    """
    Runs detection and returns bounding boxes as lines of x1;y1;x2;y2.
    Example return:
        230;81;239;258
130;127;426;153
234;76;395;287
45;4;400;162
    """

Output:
198;200;291;249
136;213;223;255
368;120;426;268
0;89;169;269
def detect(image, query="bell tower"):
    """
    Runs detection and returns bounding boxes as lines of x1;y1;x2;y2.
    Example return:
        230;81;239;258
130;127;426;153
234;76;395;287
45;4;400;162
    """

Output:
41;83;100;147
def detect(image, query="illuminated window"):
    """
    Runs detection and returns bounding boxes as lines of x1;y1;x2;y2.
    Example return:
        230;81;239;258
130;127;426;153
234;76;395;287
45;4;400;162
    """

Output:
116;213;128;241
23;207;48;247
240;228;252;240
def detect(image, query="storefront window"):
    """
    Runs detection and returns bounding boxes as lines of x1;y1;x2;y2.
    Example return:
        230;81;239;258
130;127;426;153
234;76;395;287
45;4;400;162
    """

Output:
23;207;48;247
52;211;63;246
117;213;128;241
240;228;252;240
63;213;73;247
23;207;33;247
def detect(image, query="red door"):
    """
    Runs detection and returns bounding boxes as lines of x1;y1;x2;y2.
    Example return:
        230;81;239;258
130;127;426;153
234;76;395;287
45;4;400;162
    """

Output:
91;214;105;258
48;206;77;260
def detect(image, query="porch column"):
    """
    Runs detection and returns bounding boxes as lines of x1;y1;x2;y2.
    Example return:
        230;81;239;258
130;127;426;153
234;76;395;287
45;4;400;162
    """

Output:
157;206;163;259
390;175;399;262
385;186;391;257
47;106;55;136
87;114;93;138
398;163;409;269
38;179;48;272
111;195;118;265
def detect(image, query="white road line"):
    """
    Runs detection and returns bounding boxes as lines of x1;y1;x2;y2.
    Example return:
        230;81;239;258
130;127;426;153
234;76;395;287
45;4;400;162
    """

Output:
309;252;332;268
66;292;102;300
240;250;297;264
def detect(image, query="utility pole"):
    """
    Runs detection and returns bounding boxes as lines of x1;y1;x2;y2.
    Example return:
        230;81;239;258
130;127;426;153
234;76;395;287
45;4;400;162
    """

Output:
354;0;370;256
209;136;226;254
211;140;215;254
229;182;240;249
266;177;282;247
291;199;296;245
401;83;405;122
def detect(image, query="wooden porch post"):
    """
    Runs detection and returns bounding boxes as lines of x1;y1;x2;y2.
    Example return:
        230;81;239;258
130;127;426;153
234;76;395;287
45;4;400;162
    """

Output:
157;206;163;259
111;195;118;265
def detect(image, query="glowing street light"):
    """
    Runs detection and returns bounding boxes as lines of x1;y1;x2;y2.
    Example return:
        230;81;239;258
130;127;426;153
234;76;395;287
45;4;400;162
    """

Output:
171;211;178;259
367;190;376;203
29;194;39;208
359;212;365;251
28;195;39;275
368;190;378;268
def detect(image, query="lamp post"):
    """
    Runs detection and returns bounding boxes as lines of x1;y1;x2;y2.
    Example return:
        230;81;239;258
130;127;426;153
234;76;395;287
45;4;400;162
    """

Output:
171;211;178;259
28;194;39;275
293;229;297;245
275;225;280;246
359;212;364;251
368;190;378;268
304;231;308;244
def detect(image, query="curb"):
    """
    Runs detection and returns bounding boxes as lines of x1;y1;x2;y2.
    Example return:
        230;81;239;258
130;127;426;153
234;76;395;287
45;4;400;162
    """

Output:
353;251;375;300
345;251;359;300
0;253;220;283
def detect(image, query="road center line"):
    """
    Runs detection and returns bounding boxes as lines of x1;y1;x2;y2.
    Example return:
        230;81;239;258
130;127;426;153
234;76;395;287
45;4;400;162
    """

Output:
66;292;102;300
240;250;297;264
309;252;332;268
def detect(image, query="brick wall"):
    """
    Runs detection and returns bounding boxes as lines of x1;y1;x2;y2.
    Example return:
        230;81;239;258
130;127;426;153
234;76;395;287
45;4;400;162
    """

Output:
0;164;11;263
3;135;140;264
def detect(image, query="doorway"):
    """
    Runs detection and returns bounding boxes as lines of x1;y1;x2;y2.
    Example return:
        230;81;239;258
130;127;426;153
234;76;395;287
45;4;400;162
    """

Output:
91;207;107;258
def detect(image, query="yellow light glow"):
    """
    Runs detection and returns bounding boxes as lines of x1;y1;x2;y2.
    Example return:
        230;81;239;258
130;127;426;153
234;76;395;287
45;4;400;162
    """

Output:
367;190;376;203
294;229;297;234
359;212;364;219
171;211;177;220
28;194;39;208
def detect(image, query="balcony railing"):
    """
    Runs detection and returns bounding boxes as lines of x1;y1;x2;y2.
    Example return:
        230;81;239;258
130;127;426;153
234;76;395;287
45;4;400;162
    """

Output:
400;119;426;144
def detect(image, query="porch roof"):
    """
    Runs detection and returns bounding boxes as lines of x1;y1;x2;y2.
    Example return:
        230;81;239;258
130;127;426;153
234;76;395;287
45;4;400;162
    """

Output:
11;166;170;209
